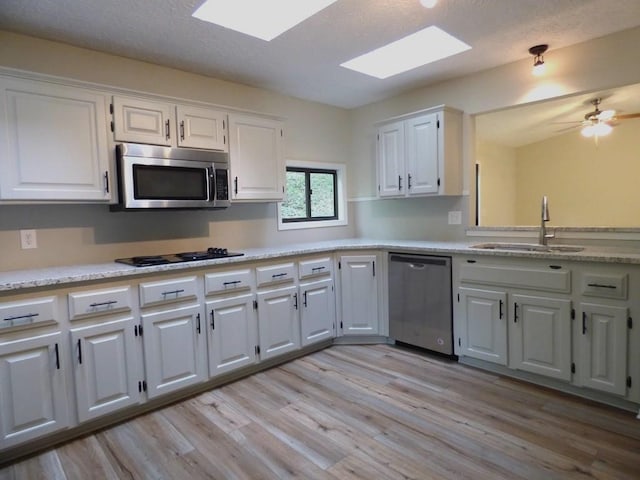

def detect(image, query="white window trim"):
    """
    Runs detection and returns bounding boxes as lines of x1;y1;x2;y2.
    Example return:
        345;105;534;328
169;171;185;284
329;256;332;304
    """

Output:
277;159;348;231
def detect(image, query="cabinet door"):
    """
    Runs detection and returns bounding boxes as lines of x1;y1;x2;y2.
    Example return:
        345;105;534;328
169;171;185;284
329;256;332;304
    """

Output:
0;77;110;201
176;105;227;151
229;114;284;201
206;294;258;377
141;304;206;399
0;332;68;449
579;303;628;396
112;95;173;146
377;121;404;198
459;287;507;365
340;255;379;335
70;318;140;422
510;294;572;381
300;278;335;346
257;285;300;360
405;113;439;195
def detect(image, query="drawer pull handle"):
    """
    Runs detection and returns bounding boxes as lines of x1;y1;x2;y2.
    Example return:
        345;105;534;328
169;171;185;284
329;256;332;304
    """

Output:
223;280;242;286
311;266;326;272
3;313;39;322
271;273;287;278
162;289;185;296
587;283;617;289
89;300;118;308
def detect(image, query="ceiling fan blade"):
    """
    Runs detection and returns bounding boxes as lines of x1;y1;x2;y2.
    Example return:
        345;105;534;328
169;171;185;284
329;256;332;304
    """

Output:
555;124;579;133
616;113;640;120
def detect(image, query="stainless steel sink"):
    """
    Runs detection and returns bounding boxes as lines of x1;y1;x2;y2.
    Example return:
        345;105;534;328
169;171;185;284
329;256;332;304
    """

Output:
470;243;584;253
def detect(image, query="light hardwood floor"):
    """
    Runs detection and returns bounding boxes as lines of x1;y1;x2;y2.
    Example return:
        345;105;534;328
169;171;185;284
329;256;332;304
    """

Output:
2;344;640;479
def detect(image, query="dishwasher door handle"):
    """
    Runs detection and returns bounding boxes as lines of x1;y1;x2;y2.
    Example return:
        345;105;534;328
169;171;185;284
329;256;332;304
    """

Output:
408;263;426;269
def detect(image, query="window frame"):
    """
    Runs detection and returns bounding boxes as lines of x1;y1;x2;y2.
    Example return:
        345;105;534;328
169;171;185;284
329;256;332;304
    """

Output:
277;160;348;231
282;166;338;223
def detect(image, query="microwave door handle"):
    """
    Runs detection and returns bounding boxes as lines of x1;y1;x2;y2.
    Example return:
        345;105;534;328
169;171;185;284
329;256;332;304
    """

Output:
208;167;216;203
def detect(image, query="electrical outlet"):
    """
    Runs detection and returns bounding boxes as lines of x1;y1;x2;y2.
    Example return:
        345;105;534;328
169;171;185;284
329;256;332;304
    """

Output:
20;229;37;249
448;211;462;225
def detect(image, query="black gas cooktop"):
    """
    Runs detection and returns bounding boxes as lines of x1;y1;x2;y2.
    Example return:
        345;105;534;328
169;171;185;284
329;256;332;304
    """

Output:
116;248;243;267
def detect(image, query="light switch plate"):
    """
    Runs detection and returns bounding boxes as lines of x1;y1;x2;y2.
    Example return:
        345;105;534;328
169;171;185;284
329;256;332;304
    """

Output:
448;211;462;225
20;229;37;249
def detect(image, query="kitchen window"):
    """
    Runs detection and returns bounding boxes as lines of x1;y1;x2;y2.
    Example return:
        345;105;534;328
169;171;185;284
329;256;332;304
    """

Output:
277;160;347;230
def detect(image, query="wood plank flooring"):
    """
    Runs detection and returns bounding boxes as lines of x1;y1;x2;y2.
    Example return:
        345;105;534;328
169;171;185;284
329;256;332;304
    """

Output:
2;344;640;479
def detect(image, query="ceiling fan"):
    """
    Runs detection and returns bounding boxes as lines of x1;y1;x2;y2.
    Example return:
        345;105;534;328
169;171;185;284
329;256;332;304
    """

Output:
553;97;640;139
579;97;640;137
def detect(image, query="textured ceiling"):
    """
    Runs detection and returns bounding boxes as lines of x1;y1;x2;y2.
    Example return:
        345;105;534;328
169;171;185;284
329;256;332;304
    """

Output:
1;0;640;108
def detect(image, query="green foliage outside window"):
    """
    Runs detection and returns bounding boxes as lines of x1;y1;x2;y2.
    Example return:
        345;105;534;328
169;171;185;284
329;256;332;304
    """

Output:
281;167;337;222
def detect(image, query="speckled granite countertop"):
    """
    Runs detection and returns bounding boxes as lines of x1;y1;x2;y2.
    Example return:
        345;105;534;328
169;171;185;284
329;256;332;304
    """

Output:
2;238;640;293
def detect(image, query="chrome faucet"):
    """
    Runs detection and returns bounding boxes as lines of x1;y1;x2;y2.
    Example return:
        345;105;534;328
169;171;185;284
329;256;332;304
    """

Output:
539;195;555;245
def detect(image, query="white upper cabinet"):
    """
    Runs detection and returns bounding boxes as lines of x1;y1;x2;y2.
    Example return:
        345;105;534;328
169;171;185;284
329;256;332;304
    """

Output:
112;96;173;146
377;106;462;198
0;76;111;201
176;105;226;151
405;113;439;195
377;121;405;198
228;113;285;202
112;95;228;151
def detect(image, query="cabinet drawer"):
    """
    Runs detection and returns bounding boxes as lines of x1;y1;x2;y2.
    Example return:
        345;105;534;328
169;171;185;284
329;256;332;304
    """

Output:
256;263;296;287
460;264;570;293
298;257;332;279
0;296;59;330
139;276;198;307
581;273;628;300
69;286;133;320
205;269;253;295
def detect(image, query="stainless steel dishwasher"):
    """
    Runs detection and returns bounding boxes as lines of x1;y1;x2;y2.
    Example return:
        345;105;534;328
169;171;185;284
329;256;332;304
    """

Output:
388;253;453;355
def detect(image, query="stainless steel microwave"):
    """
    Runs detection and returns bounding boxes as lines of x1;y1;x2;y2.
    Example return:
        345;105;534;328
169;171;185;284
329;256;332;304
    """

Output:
112;143;230;210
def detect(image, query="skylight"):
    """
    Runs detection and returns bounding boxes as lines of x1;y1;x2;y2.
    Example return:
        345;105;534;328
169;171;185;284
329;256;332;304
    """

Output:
341;26;471;79
193;0;338;41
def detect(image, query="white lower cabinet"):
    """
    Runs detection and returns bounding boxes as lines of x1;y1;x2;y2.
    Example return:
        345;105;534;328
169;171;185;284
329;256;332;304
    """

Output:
206;293;258;377
70;318;140;422
300;277;335;346
578;303;629;396
0;331;68;449
141;303;207;399
459;287;507;366
257;285;300;360
510;294;572;381
339;254;380;335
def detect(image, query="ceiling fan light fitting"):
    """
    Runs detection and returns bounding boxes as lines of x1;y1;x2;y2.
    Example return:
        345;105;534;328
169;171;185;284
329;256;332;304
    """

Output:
581;125;595;137
419;0;438;8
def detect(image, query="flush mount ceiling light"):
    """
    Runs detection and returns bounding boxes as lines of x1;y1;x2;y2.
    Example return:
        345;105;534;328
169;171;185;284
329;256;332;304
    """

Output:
341;26;471;79
528;44;548;76
419;0;438;8
193;0;338;41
